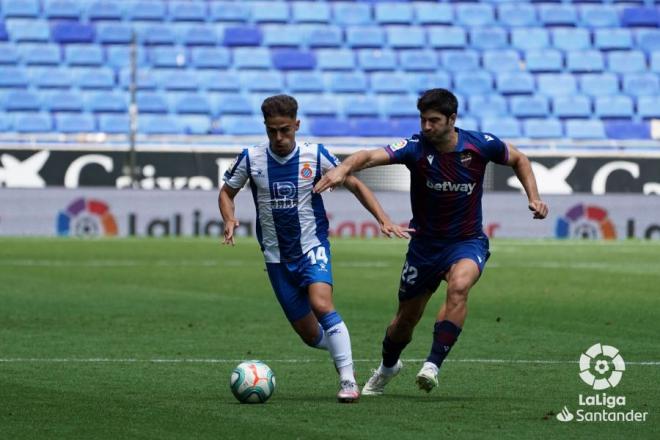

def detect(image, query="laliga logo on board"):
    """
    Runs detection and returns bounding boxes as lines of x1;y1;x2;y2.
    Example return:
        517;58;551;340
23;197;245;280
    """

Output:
555;203;616;240
57;197;118;237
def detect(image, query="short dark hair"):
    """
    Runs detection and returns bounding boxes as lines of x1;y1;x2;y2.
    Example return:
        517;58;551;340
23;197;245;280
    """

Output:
261;94;298;119
417;88;458;118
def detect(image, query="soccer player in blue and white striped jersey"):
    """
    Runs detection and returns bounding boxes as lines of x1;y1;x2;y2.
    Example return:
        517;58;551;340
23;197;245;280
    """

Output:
219;95;410;403
314;89;548;395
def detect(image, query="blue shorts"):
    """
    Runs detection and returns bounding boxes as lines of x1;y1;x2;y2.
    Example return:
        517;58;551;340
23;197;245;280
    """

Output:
265;242;333;322
398;236;490;301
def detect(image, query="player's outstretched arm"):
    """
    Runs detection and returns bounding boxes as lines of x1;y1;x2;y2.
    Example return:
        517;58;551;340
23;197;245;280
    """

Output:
506;143;549;220
219;184;241;245
343;175;414;239
313;148;390;194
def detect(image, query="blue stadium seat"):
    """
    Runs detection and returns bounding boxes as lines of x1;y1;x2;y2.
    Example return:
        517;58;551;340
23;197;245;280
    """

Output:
98;114;129;133
638;96;660;119
73;67;115;89
233;48;271;69
251;2;289;23
140;115;184;134
456;4;495;27
219;115;263;135
496;72;535;95
579;5;619;28
309;117;351;136
15;112;52;132
382;96;419;118
636;29;660;53
470;28;508;50
468;95;508;119
18;43;61;65
214;94;253;115
594;29;633;50
566;50;604;73
241;71;284;92
346;27;385;48
286;72;325;93
65;45;103;66
327;72;368;93
303;25;343;48
427;27;467;49
0;67;28;88
0;44;19;64
1;0;40;18
179;115;211;135
399;50;438;72
51;22;95;44
350;118;395;137
497;4;537;27
126;1;166;21
538;4;578;26
157;70;200;91
0;113;12;131
454;72;493;96
209;2;250;23
607;51;647;74
150;46;186;68
44;0;81;19
135;23;176;45
392;117;421;137
652;52;660;73
440;51;479;72
510;95;550;118
297;94;340;116
105;46;147;68
343;96;381;118
173;94;211;115
371;73;409;94
87;1;123;21
511;28;549;50
169;1;206;22
136;92;169;113
595;95;635;118
120;69;157;89
55;113;95;132
604;121;650;140
525;49;563;72
180;24;219;46
522;119;564;139
332;3;372;26
223;27;262;47
199;72;241;92
537;74;578;96
190;47;230;69
272;49;316;70
480;117;521;138
482;50;521;73
358;49;397;71
623;73;660;96
414;3;453;25
3;90;41;111
292;2;330;23
579;73;620;97
386;26;425;49
0;23;8;42
621;7;659;28
6;20;50;42
552;28;591;51
565;119;606;139
29;67;71;89
96;23;132;44
553;95;592;118
85;91;127;113
456;117;478;132
316;49;355;70
375;3;413;25
406;72;451;94
262;25;304;47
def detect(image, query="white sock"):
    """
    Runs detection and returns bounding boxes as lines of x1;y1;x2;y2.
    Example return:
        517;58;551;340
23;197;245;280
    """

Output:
379;361;399;375
313;324;328;350
325;321;355;382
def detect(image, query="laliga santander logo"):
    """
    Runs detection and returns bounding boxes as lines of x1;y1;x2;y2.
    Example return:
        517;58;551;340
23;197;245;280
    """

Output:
556;203;616;239
579;343;626;390
57;197;118;237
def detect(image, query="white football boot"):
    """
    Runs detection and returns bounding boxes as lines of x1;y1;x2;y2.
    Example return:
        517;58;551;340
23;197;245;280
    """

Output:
415;362;439;392
361;360;403;396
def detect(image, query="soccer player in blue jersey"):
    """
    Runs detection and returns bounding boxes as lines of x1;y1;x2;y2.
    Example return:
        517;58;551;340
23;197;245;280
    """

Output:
219;95;411;403
314;88;549;395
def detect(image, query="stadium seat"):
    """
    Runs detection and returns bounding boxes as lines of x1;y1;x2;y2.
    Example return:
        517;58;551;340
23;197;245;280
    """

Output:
510;95;550;118
497;4;537;27
469;28;508;51
158;70;200;91
14;112;52;132
126;1;166;21
522;118;564;139
454;72;493;96
55;113;95;133
350;118;395;137
150;46;186;68
190;47;230;69
636;30;660;53
251;2;289;23
392;117;421;137
604;121;650;140
456;117;478;132
0;113;12;131
199;72;241;92
180;25;219;46
427;27;467;49
3;90;41;111
480;117;521;138
0;67;29;88
594;95;635;119
6;20;51;42
525;49;563;72
468;95;508;119
136;23;176;45
538;4;578;27
652;52;660;73
173;94;211;115
482;50;521;73
382;96;419;118
85;91;127;113
297;94;339;116
286;72;325;93
511;28;549;51
638;96;660;119
309;117;352;136
566;50;604;73
496;72;535;95
292;2;330;23
456;4;495;27
214;94;253;115
105;46;147;69
65;45;104;66
233;48;271;70
414;3;453;25
579;5;619;28
44;0;81;19
327;72;368;93
209;2;250;23
140;115;184;134
316;49;355;70
565;119;606;139
621;7;659;28
51;22;95;44
179;115;211;135
136;92;169;114
399;50;438;72
120;69;158;91
332;3;372;26
0;44;19;64
224;27;262;47
96;23;132;44
552;28;591;51
0;24;8;42
623;73;660;96
18;44;61;65
262;25;304;47
98;114;129;133
303;25;343;48
346;27;385;48
357;49;397;71
219;115;263;135
553;95;592;119
29;67;71;89
537;74;578;96
594;29;633;50
375;3;413;25
371;73;409;94
87;1;123;21
168;1;206;22
343;96;380;118
386;26;426;49
272;49;316;70
1;0;40;18
241;71;284;92
406;72;451;94
579;73;620;97
440;51;479;73
72;67;115;89
607;51;647;74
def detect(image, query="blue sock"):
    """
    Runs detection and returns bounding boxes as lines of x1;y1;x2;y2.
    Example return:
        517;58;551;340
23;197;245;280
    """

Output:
426;320;462;368
382;330;410;368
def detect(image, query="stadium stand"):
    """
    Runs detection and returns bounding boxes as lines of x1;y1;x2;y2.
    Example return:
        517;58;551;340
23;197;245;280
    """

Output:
0;0;656;139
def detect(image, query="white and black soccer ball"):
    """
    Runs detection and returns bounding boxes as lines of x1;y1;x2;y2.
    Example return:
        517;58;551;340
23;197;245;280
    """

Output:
230;360;276;404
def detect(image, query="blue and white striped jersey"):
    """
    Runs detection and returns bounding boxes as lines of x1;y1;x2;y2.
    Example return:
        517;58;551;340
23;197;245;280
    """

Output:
223;141;339;263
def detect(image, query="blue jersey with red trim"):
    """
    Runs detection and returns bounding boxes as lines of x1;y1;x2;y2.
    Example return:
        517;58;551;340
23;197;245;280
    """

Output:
385;127;509;240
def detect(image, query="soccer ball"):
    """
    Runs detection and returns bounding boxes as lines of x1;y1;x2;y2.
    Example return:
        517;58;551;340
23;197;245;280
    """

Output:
230;360;276;404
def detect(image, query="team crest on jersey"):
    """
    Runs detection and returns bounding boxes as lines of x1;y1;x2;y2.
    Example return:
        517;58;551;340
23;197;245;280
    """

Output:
460;152;472;166
300;163;314;180
389;139;408;151
484;134;494;142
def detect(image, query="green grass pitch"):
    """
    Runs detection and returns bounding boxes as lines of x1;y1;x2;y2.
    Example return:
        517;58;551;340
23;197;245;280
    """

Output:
1;237;658;439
